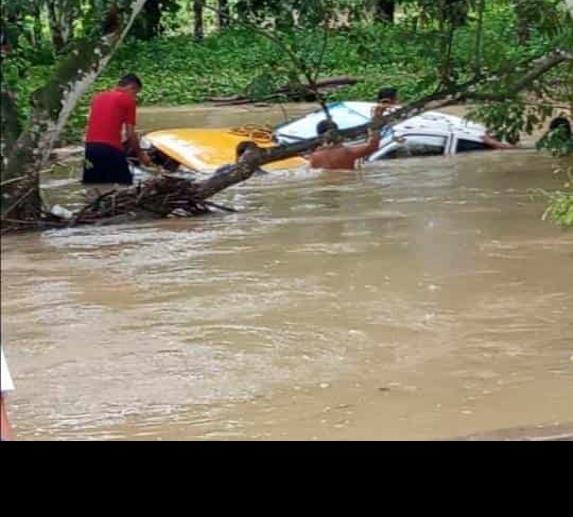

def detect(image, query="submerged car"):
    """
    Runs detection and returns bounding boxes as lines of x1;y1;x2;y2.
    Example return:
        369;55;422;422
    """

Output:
142;126;307;173
142;101;497;173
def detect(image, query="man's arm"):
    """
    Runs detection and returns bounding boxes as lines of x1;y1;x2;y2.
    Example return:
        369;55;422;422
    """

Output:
481;133;517;150
347;131;381;161
123;95;151;166
1;395;13;441
125;124;151;166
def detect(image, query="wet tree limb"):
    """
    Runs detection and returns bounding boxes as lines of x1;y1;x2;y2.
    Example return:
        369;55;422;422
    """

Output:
467;48;573;102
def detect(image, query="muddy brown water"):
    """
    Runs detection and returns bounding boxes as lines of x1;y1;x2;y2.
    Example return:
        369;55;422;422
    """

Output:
2;104;572;440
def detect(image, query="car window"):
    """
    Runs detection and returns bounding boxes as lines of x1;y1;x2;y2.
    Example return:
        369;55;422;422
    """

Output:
456;138;492;153
378;135;447;160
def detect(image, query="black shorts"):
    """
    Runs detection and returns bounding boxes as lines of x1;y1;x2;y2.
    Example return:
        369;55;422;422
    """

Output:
83;143;132;185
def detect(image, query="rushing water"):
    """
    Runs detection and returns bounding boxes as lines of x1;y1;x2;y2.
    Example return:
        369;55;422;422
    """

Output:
1;105;572;440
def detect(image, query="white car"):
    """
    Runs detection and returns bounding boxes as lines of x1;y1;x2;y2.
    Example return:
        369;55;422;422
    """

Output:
274;101;495;161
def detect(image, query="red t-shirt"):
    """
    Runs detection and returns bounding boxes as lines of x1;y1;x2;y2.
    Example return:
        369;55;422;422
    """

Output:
85;89;136;150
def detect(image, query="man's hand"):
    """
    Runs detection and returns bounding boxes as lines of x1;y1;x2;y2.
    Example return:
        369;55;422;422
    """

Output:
372;101;392;120
481;133;516;150
138;151;152;167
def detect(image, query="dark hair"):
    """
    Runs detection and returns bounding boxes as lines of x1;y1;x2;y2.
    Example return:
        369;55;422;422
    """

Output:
316;119;339;136
377;87;398;102
236;141;258;159
118;73;143;89
549;117;571;138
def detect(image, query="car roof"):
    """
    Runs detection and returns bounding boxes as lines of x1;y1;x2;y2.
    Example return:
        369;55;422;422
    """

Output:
393;111;486;139
275;102;487;142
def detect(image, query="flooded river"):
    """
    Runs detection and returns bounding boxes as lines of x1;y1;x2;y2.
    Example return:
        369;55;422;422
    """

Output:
1;104;572;440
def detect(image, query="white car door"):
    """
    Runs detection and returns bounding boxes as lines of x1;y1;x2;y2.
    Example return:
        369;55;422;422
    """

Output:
367;133;451;162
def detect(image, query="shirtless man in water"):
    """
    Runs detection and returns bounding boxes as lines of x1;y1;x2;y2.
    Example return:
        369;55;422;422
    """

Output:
309;120;381;170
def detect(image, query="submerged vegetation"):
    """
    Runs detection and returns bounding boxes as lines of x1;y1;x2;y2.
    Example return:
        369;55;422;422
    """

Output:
536;126;573;227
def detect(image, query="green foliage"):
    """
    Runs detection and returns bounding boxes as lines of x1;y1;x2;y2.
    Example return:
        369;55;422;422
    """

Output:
538;163;573;228
537;132;573;228
4;0;572;148
537;126;573;156
543;190;573;228
469;101;556;144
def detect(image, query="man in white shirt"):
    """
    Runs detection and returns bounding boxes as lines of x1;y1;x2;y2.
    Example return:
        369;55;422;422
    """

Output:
1;348;14;441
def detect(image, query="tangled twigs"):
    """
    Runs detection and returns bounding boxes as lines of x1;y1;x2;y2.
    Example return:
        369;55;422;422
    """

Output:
1;174;44;231
2;174;221;233
72;175;213;225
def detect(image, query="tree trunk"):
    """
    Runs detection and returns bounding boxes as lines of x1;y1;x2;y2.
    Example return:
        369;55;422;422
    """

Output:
46;0;77;52
374;0;395;23
513;0;532;44
47;2;65;51
2;0;148;222
0;92;22;153
31;1;44;48
218;0;230;29
135;0;162;39
194;0;204;41
473;0;486;76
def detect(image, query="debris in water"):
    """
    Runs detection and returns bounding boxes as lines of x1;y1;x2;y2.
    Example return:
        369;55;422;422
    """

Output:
49;204;73;220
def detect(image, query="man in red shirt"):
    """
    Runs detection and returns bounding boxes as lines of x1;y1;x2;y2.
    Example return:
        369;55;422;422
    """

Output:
83;73;150;187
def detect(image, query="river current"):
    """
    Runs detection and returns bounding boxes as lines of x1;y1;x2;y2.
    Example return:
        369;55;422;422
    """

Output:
1;104;572;440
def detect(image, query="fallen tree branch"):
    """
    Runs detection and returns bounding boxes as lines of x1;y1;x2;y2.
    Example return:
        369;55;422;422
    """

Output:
467;48;572;102
0;176;29;188
206;76;359;105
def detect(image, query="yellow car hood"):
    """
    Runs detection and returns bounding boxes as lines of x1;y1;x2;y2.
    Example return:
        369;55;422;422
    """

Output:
144;128;307;172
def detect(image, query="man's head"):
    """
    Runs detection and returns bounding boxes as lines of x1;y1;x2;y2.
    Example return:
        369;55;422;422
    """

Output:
377;87;398;104
316;120;341;146
117;73;143;97
236;141;259;162
316;119;339;136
